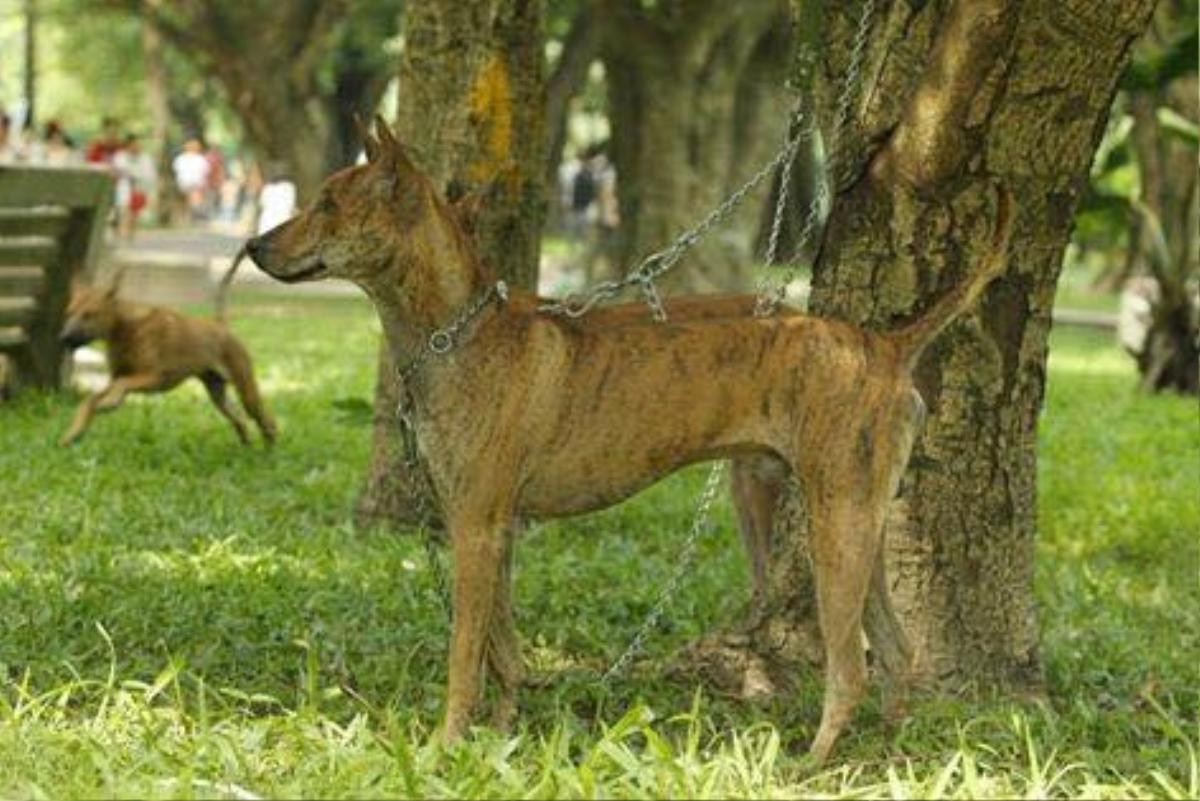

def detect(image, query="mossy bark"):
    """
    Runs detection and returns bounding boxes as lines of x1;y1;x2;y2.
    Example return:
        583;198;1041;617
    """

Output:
688;0;1157;693
356;0;546;529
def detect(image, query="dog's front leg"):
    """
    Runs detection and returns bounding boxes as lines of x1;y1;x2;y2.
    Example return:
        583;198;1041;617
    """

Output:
58;373;162;446
441;509;510;742
59;391;103;446
486;528;523;730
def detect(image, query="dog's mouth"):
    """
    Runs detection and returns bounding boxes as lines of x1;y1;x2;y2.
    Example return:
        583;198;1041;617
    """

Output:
267;256;328;284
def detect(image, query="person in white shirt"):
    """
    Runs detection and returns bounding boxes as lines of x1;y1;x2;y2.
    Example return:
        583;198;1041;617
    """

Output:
173;138;211;222
256;163;297;234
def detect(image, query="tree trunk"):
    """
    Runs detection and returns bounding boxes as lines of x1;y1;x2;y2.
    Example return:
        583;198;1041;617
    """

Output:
690;0;1157;694
130;1;396;203
545;2;605;210
23;0;36;129
140;18;177;226
355;0;545;528
1125;49;1199;394
601;0;791;293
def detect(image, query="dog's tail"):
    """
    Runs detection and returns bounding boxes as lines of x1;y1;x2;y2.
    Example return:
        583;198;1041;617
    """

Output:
214;245;249;323
890;186;1014;366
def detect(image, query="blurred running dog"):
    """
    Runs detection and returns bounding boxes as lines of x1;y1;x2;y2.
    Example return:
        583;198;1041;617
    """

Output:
57;274;276;447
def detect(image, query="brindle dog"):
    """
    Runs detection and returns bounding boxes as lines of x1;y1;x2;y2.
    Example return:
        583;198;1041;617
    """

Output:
58;275;276;447
245;118;1013;761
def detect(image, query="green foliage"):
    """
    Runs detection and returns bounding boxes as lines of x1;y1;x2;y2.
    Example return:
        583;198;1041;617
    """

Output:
0;292;1195;798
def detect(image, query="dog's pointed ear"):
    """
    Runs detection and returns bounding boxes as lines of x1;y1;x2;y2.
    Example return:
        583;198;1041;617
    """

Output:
372;114;417;174
355;114;380;163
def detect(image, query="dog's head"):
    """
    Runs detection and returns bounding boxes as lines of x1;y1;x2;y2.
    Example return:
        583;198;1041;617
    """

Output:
60;276;121;348
245;116;441;288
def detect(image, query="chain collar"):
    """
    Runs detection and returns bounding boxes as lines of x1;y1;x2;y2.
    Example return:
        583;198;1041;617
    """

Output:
397;279;509;387
394;279;508;470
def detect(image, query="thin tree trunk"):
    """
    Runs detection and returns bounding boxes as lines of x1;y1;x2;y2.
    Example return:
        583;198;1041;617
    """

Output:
1126;82;1199;394
545;3;605;206
23;0;36;129
356;0;545;528
690;0;1157;694
140;18;176;226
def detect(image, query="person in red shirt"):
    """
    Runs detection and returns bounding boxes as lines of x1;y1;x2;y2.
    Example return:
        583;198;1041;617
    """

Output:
85;117;122;166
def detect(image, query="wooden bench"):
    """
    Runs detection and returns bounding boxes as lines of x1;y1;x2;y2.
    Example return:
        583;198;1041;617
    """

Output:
0;167;113;391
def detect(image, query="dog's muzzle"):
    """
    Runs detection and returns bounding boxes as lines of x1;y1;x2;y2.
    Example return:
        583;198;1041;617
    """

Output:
245;236;328;284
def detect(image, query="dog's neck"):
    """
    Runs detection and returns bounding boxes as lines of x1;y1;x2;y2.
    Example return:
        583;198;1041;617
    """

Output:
363;202;497;365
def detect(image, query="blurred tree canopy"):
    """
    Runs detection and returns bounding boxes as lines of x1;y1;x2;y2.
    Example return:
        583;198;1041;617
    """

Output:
86;0;402;200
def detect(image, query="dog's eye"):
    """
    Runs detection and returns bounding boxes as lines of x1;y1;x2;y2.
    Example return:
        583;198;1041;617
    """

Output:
317;195;337;214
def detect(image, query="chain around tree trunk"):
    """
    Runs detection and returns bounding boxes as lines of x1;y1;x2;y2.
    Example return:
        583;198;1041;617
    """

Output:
754;0;878;316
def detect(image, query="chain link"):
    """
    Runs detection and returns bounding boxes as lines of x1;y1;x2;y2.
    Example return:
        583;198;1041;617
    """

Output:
754;0;877;317
399;280;508;385
602;461;726;683
539;135;804;322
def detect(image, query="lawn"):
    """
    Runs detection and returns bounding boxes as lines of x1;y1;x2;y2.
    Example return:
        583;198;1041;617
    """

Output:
0;289;1196;799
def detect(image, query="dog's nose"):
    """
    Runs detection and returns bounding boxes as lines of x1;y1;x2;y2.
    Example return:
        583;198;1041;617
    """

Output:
245;237;264;261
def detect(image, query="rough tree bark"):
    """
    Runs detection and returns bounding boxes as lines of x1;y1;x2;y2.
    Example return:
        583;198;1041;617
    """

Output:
600;0;792;292
355;0;545;528
687;0;1158;695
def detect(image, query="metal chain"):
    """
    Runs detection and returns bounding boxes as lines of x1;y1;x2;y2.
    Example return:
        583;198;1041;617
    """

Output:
399;280;508;385
753;0;877;316
599;1;878;679
539;134;804;322
394;279;510;619
407;462;453;618
602;461;726;683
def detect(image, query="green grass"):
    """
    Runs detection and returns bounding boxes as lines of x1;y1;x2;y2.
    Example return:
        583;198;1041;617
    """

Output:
0;291;1196;799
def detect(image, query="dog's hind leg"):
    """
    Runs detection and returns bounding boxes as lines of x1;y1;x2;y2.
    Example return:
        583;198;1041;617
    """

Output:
222;340;277;444
199;370;250;445
805;490;879;763
862;389;923;724
863;546;913;723
486;529;524;730
805;390;924;761
730;454;788;620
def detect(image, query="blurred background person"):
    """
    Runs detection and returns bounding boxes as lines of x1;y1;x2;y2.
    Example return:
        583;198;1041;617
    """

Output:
112;133;157;240
30;119;80;166
85;116;122;167
172;138;211;223
256;161;296;235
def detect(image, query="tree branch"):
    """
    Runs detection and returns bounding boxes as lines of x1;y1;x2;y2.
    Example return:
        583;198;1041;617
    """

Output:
545;2;604;173
885;0;1019;190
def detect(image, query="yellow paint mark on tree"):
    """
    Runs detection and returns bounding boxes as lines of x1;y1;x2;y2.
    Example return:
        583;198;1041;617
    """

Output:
468;53;516;187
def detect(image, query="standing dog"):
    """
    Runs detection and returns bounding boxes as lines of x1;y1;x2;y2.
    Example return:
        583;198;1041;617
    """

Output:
245;119;1013;761
58;275;276;447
